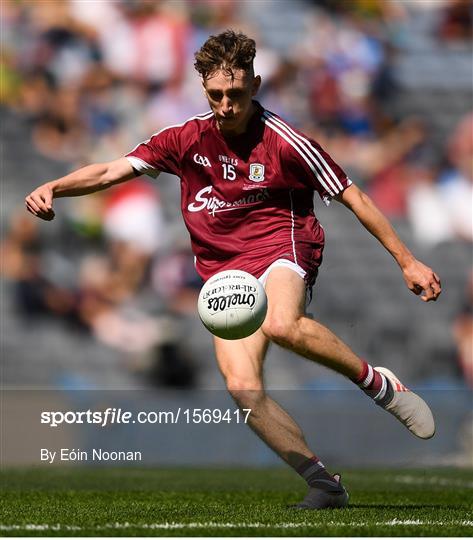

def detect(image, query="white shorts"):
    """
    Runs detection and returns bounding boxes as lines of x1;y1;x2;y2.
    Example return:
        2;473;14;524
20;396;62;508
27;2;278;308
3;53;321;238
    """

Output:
257;258;307;287
257;258;313;308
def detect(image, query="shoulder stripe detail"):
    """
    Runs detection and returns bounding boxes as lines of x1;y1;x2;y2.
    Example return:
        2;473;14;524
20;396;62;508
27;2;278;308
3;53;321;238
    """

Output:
262;116;335;196
129;111;213;152
264;111;343;192
194;111;214;118
263;111;344;193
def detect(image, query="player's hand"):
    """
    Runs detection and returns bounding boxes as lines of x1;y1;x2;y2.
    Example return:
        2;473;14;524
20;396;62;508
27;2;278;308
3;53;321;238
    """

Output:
402;258;441;302
25;184;55;221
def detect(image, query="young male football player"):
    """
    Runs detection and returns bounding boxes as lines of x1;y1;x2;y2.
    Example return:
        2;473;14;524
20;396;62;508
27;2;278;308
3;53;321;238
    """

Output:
25;30;441;509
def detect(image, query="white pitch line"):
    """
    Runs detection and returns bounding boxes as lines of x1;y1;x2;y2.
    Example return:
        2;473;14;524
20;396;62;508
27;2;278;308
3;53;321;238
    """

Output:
1;520;472;531
346;473;473;490
392;475;473;489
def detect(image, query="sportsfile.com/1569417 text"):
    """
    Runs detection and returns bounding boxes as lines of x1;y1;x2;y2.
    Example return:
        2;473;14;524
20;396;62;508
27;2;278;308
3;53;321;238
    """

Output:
40;408;252;427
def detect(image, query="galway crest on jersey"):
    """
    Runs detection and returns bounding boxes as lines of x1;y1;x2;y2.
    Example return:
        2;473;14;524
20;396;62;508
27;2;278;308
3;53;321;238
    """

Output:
249;163;265;182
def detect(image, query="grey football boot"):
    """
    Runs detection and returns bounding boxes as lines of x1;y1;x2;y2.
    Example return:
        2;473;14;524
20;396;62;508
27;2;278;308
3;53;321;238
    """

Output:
376;367;435;439
291;474;349;510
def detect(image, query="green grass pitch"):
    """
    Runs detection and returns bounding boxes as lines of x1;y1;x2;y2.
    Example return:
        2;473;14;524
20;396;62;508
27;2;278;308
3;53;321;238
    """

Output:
1;467;472;536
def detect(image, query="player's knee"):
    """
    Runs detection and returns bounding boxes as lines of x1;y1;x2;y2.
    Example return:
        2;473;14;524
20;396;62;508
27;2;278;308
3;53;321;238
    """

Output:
261;315;296;346
226;376;263;393
225;376;264;407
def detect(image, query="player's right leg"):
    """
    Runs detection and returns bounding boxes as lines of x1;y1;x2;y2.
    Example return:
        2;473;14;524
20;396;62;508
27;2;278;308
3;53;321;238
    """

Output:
213;330;348;509
214;329;314;467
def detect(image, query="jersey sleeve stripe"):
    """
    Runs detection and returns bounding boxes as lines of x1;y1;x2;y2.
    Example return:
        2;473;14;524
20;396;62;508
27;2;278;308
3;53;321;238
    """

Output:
263;111;344;193
128;111;213;153
125;156;159;178
262;116;336;197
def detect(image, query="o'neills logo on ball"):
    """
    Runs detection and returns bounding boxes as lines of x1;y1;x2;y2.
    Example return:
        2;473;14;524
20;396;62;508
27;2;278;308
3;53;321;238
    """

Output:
197;270;266;340
202;283;256;300
207;292;256;313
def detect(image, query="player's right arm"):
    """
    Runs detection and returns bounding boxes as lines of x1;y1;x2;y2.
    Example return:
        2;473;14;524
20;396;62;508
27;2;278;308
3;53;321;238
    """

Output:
25;157;136;221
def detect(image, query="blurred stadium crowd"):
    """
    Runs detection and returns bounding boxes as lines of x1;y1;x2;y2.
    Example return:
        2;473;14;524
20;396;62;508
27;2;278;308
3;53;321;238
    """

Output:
1;0;472;390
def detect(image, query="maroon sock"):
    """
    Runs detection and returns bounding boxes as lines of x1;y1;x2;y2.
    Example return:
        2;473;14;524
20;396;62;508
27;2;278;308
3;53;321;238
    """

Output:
296;456;342;492
352;360;392;404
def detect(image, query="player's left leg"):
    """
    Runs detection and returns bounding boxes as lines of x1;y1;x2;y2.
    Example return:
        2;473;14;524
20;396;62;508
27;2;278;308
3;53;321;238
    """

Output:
261;266;435;439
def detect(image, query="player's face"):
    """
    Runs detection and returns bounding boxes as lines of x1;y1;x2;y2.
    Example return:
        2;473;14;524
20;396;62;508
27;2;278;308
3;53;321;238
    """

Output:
203;69;261;135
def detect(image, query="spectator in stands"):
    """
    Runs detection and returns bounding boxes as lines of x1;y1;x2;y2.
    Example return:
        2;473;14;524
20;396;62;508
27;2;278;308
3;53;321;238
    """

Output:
437;0;473;42
0;212;77;321
102;179;167;255
407;112;472;246
346;118;427;218
449;268;473;465
453;270;473;388
407;160;452;246
151;242;202;317
71;0;190;87
438;111;473;242
32;86;87;162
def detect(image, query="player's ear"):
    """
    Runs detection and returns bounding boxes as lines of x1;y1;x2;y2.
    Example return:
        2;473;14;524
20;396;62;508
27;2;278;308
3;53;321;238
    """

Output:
252;75;261;96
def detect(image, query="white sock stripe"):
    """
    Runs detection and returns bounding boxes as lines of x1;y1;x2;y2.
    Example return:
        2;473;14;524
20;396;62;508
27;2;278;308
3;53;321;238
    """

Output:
263;111;344;192
261;116;336;197
373;375;387;401
360;365;374;388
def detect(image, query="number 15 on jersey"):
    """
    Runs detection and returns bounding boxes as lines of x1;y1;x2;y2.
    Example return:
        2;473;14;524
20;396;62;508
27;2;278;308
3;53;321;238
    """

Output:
222;163;236;181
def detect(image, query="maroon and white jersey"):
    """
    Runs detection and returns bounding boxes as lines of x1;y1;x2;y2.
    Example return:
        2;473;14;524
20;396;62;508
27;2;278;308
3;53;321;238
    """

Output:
126;102;352;284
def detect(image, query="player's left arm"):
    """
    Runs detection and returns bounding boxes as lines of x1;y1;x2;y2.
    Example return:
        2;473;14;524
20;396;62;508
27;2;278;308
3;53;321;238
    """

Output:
335;184;441;302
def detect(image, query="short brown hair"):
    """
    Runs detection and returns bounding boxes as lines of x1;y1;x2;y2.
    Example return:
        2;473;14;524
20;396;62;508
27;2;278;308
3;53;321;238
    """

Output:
194;30;256;80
